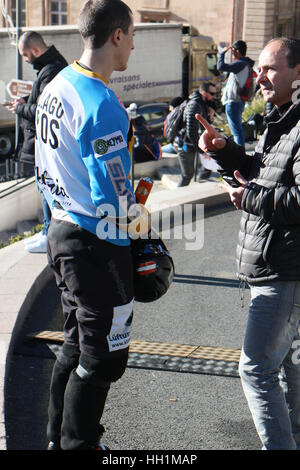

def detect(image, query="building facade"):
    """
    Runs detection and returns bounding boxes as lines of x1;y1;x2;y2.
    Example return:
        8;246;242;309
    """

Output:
1;0;300;62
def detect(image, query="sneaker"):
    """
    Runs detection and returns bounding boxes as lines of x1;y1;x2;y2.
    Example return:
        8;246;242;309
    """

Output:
47;441;109;450
26;234;47;253
25;232;42;245
96;425;109;450
96;443;110;450
47;441;61;450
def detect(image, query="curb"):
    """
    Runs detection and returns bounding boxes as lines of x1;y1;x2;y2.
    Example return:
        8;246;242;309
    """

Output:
0;177;42;234
0;241;49;450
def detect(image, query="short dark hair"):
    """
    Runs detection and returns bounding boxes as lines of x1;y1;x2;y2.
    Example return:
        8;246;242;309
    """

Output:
78;0;132;49
267;37;300;68
200;82;216;93
169;96;184;107
19;31;47;50
232;40;247;56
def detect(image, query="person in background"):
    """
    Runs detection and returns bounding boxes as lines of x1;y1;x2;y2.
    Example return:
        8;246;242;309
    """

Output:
217;40;254;147
176;82;216;186
127;102;162;163
162;96;184;154
197;37;300;450
6;31;68;253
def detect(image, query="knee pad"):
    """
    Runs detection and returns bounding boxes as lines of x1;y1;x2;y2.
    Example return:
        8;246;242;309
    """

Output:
76;353;128;387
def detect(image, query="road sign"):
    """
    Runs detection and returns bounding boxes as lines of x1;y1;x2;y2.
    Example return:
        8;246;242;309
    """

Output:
6;79;33;99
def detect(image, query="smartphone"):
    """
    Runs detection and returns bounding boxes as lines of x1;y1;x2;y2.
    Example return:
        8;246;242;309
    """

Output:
2;101;11;107
222;175;240;187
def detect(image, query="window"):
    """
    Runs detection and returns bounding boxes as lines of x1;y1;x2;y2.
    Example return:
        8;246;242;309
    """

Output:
10;0;26;27
50;1;67;25
275;0;296;37
206;53;218;76
139;0;170;23
276;19;294;37
138;103;169;131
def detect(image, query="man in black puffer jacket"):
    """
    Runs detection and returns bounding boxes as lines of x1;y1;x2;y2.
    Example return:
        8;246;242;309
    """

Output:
197;37;300;450
7;31;67;252
175;81;216;186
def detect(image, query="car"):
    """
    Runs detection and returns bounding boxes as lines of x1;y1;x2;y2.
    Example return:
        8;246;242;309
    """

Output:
135;102;170;142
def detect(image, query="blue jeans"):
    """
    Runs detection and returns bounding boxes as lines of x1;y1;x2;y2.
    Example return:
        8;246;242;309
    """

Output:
239;281;300;449
35;168;51;236
41;193;51;235
225;101;245;147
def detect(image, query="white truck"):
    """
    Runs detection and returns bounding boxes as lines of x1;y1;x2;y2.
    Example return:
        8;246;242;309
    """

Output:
0;23;218;159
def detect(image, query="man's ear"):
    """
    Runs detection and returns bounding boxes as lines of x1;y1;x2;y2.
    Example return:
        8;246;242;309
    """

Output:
111;28;122;47
31;46;41;58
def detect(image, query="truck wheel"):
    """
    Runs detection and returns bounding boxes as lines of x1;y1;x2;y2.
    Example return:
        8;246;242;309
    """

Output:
0;133;13;158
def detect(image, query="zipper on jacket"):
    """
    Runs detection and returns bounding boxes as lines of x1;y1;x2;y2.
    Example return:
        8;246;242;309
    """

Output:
239;280;246;308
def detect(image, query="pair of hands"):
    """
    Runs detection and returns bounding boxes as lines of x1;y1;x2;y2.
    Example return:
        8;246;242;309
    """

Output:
222;45;232;54
196;113;248;210
4;97;25;114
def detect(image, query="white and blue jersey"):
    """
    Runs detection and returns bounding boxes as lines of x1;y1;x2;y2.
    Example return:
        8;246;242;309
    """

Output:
35;61;135;246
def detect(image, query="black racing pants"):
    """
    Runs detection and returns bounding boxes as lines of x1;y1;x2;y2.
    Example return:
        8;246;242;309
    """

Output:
46;219;134;449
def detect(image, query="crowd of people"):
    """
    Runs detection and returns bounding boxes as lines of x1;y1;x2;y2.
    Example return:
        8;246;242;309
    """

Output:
4;0;300;452
161;39;257;186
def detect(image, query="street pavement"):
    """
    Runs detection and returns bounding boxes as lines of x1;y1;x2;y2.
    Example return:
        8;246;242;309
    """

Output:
0;150;263;452
99;209;262;451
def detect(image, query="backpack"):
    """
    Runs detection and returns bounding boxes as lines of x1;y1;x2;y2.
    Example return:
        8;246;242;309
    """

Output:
238;65;256;102
133;118;162;163
163;100;187;143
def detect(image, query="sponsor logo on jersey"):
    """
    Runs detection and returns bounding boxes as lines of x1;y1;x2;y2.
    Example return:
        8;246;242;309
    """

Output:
92;130;126;157
105;155;136;208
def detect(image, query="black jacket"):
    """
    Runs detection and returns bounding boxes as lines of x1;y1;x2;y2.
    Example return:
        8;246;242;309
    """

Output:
183;91;211;151
211;102;300;283
15;45;68;164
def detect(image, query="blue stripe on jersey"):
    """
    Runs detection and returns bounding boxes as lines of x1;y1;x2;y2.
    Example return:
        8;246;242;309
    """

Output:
57;64;135;246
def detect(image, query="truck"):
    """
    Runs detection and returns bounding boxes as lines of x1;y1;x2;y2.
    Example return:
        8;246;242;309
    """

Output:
0;23;218;160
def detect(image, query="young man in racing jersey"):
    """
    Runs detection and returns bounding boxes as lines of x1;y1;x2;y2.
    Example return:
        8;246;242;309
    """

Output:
35;0;143;450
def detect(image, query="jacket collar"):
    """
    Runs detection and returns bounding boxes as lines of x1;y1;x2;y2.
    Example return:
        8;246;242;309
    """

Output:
260;101;300;153
188;90;205;104
33;45;58;71
265;101;300;130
